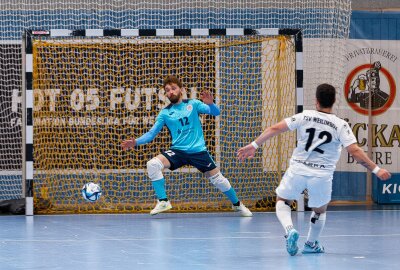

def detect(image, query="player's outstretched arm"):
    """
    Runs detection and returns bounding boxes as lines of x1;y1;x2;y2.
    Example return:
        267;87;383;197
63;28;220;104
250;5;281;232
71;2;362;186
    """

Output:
237;143;257;161
121;119;164;150
121;138;137;150
346;143;391;180
237;120;289;161
200;90;214;104
198;90;220;116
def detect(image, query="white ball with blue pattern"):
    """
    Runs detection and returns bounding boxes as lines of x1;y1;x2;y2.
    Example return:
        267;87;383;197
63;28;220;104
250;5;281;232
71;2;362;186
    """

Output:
82;182;102;202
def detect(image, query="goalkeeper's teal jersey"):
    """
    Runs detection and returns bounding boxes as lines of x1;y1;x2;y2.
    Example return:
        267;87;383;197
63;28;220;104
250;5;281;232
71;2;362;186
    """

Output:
136;99;220;153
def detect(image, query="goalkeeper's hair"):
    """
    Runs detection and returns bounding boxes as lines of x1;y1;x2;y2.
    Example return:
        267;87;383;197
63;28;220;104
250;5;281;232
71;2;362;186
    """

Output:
316;83;336;108
163;75;183;89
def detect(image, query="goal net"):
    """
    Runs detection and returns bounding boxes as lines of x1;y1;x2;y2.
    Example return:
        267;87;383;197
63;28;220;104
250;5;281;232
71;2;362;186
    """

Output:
0;1;352;214
28;30;297;213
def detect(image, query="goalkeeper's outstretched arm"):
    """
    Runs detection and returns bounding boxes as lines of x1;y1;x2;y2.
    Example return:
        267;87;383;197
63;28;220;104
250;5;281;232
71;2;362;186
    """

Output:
121;120;164;150
198;90;220;116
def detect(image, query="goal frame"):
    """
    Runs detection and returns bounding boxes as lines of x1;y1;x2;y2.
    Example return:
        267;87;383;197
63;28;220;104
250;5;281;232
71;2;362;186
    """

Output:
22;28;303;215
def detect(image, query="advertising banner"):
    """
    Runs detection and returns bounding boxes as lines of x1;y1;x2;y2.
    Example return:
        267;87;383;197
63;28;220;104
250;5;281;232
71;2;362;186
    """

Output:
338;39;399;203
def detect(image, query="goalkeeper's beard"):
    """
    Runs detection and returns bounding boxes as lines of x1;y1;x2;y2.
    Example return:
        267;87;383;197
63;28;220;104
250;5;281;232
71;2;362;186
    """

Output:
168;93;182;104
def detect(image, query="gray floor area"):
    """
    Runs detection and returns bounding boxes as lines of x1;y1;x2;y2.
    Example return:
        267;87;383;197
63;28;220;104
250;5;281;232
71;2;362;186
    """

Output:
1;209;399;270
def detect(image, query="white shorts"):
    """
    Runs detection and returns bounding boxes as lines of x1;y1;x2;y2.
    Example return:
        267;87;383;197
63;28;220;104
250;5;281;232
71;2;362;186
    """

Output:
275;168;333;208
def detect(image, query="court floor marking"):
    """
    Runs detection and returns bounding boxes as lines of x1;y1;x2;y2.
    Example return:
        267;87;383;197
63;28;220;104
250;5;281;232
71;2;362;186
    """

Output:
2;233;400;242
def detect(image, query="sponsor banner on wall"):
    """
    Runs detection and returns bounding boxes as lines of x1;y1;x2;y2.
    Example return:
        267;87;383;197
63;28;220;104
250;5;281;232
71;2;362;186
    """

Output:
373;177;400;203
337;39;399;174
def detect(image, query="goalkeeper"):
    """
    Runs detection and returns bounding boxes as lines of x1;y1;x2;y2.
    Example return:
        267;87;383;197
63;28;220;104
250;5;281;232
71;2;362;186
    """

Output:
122;75;252;217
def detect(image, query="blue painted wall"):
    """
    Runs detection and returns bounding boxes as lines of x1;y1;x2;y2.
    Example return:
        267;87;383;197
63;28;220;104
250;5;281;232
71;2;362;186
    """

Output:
350;11;400;40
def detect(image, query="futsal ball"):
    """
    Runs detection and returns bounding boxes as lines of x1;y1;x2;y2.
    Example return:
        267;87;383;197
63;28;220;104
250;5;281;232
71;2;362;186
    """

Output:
81;182;102;202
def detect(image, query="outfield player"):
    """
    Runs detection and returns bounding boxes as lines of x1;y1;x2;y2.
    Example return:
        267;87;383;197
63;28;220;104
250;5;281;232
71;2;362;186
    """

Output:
237;83;391;255
122;75;252;217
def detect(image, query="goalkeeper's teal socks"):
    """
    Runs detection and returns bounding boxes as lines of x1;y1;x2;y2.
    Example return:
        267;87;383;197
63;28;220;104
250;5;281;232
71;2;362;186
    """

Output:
223;187;240;205
153;179;239;204
151;178;167;200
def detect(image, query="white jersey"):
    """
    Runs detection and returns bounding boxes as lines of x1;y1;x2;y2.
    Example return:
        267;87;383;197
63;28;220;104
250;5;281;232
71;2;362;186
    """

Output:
284;110;357;177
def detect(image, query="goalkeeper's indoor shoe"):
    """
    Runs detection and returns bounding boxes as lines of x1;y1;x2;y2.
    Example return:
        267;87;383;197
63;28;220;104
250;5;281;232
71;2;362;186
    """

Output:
150;200;172;215
302;241;325;254
232;202;253;217
285;229;299;256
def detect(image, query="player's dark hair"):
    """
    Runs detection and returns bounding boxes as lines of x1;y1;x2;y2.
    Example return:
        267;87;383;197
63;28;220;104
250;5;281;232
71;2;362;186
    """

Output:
163;75;183;89
316;83;336;108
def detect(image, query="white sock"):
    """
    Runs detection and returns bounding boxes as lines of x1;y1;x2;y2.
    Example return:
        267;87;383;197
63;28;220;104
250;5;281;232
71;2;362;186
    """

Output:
306;212;326;244
276;200;294;234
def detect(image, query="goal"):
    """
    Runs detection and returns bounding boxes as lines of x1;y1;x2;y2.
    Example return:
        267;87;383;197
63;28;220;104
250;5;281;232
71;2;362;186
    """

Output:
24;28;300;214
0;1;352;215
